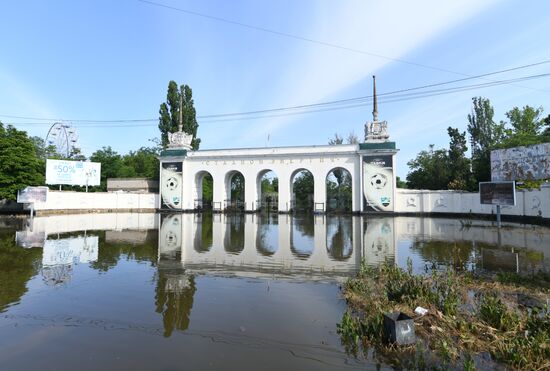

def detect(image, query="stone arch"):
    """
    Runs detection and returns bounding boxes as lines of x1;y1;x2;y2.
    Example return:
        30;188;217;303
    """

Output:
224;170;245;210
256;169;278;212
290;168;314;212
194;170;213;210
326;166;353;212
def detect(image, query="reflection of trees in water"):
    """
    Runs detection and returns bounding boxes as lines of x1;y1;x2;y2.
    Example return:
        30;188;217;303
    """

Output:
290;216;314;259
326;217;353;261
411;239;477;271
256;213;278;256
41;264;73;286
224;215;245;254
90;231;158;272
194;212;213;253
155;271;196;337
0;230;42;312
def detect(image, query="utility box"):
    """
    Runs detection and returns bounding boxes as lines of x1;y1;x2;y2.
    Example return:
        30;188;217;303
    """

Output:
383;312;416;345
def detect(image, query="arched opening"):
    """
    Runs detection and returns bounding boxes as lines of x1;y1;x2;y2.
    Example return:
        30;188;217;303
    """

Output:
290;169;314;213
257;170;278;212
326;167;352;213
225;171;245;211
224;214;245;254
290;215;314;259
256;213;278;256
326;216;353;261
193;213;213;253
195;171;213;210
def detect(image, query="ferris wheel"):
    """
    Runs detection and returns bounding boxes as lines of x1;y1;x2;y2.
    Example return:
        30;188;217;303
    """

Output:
45;122;80;158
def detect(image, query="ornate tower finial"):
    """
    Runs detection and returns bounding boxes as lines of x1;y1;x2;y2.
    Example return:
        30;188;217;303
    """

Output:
364;75;389;143
372;75;378;122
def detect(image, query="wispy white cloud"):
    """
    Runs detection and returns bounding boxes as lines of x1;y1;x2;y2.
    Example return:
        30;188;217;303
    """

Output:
237;0;501;144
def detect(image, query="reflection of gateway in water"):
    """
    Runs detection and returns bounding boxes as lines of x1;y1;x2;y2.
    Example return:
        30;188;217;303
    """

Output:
158;213;397;279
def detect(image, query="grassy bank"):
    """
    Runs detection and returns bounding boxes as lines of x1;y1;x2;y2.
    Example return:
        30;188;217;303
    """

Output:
337;261;549;369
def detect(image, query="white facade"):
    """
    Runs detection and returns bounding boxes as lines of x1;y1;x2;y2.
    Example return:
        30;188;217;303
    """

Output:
159;144;398;213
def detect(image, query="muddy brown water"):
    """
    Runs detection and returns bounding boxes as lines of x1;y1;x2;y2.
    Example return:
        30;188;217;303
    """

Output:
1;213;548;370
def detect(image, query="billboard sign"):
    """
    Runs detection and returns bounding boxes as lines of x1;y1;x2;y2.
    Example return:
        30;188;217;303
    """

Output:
363;155;394;211
45;159;101;186
479;181;516;206
17;186;48;203
161;161;183;209
491;143;550;181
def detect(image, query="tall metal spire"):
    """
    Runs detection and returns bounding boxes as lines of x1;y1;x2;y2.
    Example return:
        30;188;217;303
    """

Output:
372;75;378;122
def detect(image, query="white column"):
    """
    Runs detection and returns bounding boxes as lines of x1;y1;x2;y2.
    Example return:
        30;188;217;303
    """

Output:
352;159;362;213
278;170;292;212
313;171;326;212
212;173;226;211
244;172;258;212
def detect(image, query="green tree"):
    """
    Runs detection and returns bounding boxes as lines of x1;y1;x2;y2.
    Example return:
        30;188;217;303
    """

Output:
447;127;471;190
406;145;450;190
395;176;407;188
158;81;200;149
90;146;122;191
230;173;244;205
543;114;550;136
506;105;544;135
121;146;160;180
498;106;549;148
293;171;314;210
0;123;44;200
467;97;505;183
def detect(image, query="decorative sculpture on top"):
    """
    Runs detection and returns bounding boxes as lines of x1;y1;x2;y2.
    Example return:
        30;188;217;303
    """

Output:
168;129;193;150
364;75;390;142
168;100;193;150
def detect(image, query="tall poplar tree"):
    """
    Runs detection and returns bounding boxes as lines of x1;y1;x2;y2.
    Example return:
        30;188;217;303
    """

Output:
467;97;504;183
158;81;200;150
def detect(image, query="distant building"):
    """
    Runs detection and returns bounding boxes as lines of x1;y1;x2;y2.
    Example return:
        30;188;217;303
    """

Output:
107;178;159;193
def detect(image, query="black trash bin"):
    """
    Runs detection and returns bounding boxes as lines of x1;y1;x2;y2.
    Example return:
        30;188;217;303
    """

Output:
383;311;416;345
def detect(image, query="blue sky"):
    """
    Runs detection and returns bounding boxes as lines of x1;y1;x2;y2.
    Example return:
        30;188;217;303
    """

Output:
1;0;549;178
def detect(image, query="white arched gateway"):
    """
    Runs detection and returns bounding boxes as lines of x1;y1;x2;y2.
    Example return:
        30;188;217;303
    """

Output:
160;141;398;213
159;76;398;213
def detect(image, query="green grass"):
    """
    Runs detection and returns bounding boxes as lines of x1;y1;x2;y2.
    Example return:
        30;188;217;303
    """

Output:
338;260;550;369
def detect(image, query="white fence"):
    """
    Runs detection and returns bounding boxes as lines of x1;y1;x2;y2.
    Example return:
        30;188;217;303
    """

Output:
28;186;549;221
32;191;158;213
395;184;550;219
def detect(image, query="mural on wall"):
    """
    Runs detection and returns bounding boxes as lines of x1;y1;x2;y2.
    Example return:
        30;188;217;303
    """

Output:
491;143;550;181
363;155;394;211
161;162;183;209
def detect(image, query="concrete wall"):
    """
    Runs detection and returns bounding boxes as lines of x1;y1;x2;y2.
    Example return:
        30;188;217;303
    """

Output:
26;184;550;221
32;191;158;214
395;184;550;219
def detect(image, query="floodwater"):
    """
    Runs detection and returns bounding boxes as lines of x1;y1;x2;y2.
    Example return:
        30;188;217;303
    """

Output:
0;213;549;370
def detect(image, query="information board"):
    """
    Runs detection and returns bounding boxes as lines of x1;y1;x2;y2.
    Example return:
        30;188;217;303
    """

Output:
491;143;550;181
45;159;101;186
17;186;48;203
479;181;516;206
